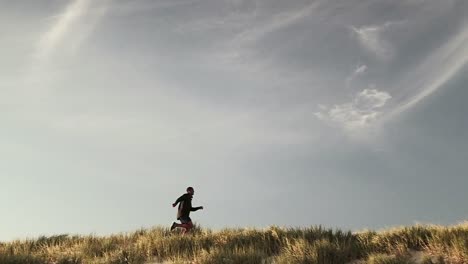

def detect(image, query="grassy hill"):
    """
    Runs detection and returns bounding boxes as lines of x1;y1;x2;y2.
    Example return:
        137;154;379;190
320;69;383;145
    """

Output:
1;223;467;264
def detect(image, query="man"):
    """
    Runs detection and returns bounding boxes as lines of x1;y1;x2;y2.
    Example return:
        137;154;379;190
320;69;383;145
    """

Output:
170;186;203;234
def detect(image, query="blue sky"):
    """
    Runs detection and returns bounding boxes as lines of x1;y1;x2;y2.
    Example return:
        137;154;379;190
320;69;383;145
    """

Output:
1;0;467;241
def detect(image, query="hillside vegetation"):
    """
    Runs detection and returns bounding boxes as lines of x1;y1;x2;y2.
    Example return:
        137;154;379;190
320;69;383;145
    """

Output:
1;222;467;264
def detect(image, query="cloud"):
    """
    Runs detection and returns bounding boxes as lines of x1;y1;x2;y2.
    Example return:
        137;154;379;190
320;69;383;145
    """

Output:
34;0;111;63
351;21;404;60
109;0;199;16
23;0;110;97
315;89;392;131
174;0;321;52
232;1;321;45
346;64;368;88
390;23;468;117
355;88;392;109
355;64;368;75
35;0;91;60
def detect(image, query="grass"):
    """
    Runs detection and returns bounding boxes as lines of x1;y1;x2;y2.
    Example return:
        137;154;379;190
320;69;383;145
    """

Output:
0;222;467;264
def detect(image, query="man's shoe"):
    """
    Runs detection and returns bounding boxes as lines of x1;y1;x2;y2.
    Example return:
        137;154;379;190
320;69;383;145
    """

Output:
170;222;177;231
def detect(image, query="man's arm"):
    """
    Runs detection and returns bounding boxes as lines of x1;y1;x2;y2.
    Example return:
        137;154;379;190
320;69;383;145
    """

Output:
172;194;186;207
190;206;203;211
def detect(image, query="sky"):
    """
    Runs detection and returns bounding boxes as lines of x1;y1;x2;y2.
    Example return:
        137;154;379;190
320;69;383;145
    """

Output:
1;0;467;241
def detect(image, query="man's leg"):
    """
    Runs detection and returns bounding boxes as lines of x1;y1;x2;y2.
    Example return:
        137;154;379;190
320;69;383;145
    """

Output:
181;222;193;235
172;222;192;229
172;216;192;233
171;222;182;231
180;216;193;234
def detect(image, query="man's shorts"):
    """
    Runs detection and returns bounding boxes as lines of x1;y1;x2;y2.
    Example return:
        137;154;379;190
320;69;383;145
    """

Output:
179;216;192;224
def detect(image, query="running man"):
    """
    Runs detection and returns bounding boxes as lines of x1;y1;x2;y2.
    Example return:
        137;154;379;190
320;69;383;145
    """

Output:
170;187;203;234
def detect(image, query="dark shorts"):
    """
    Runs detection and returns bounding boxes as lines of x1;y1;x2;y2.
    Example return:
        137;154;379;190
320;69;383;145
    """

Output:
178;216;192;224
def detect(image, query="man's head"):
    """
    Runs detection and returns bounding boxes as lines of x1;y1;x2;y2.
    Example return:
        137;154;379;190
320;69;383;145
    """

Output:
187;186;194;195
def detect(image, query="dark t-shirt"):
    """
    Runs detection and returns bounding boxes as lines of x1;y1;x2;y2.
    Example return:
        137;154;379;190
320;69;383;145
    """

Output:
174;193;202;219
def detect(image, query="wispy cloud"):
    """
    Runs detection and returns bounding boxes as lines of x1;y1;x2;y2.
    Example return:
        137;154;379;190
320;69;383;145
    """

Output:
23;0;110;96
390;23;468;117
315;89;392;132
355;64;368;75
351;21;404;60
35;0;91;60
346;64;368;88
232;1;321;46
110;0;199;16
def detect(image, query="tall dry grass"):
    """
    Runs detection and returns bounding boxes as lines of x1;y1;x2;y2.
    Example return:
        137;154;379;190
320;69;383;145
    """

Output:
0;222;467;264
